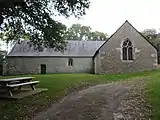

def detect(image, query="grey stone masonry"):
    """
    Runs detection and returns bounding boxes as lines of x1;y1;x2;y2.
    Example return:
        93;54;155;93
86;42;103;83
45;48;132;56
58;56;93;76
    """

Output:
94;21;158;74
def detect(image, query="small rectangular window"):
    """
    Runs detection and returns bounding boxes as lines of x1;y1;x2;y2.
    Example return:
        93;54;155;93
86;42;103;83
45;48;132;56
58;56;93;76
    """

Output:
68;58;73;66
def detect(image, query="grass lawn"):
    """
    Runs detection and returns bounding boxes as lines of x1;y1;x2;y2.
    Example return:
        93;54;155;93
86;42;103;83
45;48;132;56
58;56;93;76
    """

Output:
0;69;160;120
147;73;160;120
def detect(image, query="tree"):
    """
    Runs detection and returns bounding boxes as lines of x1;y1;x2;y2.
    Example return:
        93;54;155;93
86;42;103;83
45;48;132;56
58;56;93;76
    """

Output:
90;31;108;41
66;24;108;41
141;29;159;48
142;29;160;63
0;0;90;51
80;25;92;40
0;47;7;75
66;24;91;40
142;29;157;40
66;24;81;40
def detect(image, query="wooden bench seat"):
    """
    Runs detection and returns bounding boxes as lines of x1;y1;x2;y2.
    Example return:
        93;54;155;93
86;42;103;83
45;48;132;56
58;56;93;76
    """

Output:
10;81;21;84
7;81;39;88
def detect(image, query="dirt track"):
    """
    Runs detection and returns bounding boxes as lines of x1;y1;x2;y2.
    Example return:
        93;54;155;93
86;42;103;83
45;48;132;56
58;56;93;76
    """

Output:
34;78;151;120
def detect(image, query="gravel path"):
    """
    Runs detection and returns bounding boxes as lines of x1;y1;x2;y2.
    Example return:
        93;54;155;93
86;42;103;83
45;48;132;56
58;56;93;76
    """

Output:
34;78;151;120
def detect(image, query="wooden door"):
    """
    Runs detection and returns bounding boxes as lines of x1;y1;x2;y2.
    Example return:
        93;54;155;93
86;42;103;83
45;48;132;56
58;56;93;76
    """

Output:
0;64;3;75
41;64;46;74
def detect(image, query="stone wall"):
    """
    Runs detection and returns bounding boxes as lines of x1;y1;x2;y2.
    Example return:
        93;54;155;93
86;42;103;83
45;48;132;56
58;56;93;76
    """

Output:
6;57;93;75
94;21;158;74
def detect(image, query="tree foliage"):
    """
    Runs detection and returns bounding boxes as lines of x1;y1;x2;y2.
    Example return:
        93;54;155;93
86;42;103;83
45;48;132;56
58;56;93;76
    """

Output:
65;23;108;40
90;31;107;41
142;29;160;63
142;29;160;49
142;29;157;40
0;0;90;51
66;24;91;40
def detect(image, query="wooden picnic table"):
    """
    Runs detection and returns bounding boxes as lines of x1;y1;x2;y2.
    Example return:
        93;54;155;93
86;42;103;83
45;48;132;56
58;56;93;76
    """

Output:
0;77;34;82
0;77;39;97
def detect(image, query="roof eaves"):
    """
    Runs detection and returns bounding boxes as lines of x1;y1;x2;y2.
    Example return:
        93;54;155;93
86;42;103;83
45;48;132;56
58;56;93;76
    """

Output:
7;55;93;58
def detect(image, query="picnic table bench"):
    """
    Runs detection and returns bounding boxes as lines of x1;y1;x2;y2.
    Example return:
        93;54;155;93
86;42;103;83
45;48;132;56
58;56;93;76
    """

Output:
0;77;39;97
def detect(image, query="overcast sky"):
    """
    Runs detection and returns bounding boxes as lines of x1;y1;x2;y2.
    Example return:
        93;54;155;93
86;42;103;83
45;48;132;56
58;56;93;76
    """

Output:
56;0;160;36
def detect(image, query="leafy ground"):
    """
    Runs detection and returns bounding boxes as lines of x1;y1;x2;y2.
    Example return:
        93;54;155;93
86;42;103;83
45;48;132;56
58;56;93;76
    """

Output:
0;70;160;120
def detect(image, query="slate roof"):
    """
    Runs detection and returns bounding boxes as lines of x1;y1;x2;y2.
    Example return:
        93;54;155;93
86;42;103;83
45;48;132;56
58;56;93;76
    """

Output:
8;40;105;57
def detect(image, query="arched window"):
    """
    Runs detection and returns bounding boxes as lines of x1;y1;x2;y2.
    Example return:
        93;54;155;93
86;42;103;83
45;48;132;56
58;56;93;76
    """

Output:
122;38;133;60
68;58;73;66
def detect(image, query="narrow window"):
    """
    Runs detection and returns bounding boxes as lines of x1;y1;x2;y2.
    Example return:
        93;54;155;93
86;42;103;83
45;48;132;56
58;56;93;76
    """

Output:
68;58;73;66
128;47;133;60
122;47;127;60
122;38;133;61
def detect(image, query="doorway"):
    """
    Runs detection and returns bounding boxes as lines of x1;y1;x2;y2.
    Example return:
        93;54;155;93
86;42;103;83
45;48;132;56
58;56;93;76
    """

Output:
40;64;46;74
0;64;3;75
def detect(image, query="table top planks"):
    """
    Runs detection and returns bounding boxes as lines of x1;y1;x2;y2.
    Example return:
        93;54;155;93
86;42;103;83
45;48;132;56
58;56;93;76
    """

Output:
0;77;35;82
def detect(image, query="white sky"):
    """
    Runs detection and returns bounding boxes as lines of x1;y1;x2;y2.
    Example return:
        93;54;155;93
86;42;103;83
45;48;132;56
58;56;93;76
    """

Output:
56;0;160;36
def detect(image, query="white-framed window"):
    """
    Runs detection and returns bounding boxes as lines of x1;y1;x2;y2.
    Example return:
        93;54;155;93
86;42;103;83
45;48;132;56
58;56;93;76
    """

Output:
122;38;133;61
68;58;73;66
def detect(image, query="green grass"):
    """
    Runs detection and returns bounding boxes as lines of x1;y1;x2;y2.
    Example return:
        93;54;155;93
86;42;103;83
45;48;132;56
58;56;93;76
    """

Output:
0;69;160;120
147;72;160;120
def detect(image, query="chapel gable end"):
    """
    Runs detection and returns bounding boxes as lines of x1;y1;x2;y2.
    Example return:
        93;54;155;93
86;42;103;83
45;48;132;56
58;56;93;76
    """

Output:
94;20;157;57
